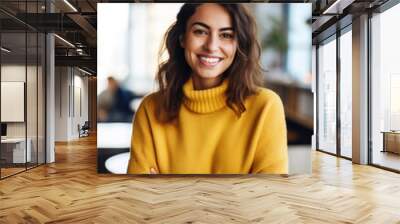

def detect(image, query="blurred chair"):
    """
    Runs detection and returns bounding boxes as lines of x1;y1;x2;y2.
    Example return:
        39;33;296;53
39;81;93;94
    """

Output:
79;121;90;138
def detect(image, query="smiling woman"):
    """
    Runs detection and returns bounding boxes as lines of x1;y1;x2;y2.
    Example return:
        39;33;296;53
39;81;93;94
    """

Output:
180;4;238;90
127;3;288;174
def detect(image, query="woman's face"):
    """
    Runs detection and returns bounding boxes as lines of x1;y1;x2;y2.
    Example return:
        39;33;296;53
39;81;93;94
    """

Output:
181;3;238;89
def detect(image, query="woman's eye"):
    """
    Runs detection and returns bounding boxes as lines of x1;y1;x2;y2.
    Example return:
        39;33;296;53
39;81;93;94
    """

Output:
193;29;207;35
221;33;234;39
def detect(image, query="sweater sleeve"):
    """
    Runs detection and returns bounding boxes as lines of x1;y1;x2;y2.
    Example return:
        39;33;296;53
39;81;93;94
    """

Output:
127;97;158;174
251;92;288;174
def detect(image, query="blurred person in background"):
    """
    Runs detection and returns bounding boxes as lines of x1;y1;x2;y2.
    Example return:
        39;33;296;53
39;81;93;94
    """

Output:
98;76;140;122
127;3;288;174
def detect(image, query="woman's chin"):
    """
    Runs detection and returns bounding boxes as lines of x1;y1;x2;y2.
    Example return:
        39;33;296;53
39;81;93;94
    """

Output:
194;72;223;80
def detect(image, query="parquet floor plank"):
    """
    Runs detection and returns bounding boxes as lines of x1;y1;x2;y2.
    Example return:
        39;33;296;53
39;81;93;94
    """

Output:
1;134;400;223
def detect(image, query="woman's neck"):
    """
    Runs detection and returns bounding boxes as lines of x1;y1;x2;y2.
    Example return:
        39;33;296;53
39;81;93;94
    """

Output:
182;77;229;114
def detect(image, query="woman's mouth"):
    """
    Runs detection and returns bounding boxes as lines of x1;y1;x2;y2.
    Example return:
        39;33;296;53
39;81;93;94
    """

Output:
198;55;222;67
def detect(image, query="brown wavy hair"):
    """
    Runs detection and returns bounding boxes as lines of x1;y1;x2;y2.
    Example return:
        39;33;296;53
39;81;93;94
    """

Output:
156;3;263;122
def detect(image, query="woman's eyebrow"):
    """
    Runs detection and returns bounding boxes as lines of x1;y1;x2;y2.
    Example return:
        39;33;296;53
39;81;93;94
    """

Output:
191;22;233;32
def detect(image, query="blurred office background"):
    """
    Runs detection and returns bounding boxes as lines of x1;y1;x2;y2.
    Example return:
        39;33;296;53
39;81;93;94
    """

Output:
97;3;312;173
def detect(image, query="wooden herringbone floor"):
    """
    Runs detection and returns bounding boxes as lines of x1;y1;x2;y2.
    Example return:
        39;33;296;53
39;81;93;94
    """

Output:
1;134;400;223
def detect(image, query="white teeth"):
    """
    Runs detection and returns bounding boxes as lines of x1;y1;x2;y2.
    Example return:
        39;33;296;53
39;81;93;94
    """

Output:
200;56;220;64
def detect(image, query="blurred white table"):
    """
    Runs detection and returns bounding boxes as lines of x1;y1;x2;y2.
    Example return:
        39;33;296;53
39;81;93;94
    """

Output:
1;138;31;163
105;152;130;174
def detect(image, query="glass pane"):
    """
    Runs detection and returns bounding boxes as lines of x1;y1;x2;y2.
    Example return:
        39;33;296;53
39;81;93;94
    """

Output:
371;4;400;171
27;31;38;169
26;0;39;169
317;37;337;154
340;30;352;158
38;32;45;165
1;31;27;177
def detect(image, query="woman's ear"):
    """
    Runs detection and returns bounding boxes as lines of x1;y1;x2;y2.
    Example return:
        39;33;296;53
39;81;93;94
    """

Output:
179;34;185;48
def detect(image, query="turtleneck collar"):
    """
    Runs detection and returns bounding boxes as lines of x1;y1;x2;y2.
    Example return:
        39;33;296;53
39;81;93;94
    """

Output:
182;77;228;114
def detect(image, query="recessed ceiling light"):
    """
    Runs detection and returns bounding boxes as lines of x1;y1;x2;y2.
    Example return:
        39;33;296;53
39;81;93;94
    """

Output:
54;34;75;48
78;67;92;76
1;47;11;53
63;0;78;12
322;0;355;15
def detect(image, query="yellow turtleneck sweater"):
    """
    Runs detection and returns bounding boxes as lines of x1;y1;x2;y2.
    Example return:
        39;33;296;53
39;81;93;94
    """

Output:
127;78;288;174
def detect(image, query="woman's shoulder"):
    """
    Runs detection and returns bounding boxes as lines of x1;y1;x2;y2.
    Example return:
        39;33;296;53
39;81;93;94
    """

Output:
142;92;160;104
245;87;285;119
137;92;161;112
249;87;283;107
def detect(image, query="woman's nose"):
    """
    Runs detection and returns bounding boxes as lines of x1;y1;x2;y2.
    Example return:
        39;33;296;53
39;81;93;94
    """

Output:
204;34;219;52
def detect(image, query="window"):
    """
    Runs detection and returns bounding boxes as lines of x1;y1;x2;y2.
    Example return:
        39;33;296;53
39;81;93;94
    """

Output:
370;2;400;171
339;29;352;158
317;37;337;154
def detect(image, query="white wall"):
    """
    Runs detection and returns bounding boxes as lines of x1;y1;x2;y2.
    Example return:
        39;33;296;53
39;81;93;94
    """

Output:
55;67;89;141
55;66;69;141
